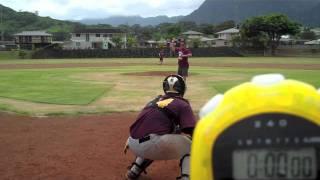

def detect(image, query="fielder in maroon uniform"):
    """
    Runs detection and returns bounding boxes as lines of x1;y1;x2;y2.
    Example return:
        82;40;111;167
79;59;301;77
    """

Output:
176;41;192;80
159;49;164;65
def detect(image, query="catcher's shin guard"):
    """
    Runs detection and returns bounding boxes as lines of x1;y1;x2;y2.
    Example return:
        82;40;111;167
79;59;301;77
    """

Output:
176;154;190;180
126;157;153;180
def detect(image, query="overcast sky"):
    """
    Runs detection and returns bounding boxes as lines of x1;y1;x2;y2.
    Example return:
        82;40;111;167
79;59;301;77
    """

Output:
0;0;205;20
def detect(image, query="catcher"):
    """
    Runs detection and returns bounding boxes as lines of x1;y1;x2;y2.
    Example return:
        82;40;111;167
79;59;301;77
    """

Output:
124;74;196;180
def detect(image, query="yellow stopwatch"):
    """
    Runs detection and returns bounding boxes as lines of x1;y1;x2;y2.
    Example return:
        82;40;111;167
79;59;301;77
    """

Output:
191;74;320;180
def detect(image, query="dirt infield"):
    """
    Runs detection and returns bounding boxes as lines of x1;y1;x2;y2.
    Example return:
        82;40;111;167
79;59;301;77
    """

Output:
0;113;179;180
1;62;320;70
124;71;177;76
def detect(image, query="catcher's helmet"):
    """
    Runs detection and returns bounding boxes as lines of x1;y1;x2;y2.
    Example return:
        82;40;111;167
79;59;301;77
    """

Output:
163;74;186;96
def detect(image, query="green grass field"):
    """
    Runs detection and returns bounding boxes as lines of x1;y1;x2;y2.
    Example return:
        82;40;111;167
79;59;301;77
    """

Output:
0;50;33;60
0;69;111;105
0;51;20;60
0;57;319;116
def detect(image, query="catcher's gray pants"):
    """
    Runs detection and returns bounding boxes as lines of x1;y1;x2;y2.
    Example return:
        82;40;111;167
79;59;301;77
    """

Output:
128;134;191;176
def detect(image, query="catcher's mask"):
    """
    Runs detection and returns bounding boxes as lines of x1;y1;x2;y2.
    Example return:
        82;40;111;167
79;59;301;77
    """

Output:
163;74;186;97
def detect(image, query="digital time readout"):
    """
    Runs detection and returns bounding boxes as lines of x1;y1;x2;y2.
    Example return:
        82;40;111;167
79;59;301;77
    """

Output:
233;148;317;180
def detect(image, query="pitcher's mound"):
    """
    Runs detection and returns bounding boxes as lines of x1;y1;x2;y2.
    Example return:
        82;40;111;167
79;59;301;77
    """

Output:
124;71;176;76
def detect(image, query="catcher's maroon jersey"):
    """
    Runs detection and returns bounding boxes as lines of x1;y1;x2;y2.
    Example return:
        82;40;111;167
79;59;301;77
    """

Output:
129;94;196;139
177;47;191;68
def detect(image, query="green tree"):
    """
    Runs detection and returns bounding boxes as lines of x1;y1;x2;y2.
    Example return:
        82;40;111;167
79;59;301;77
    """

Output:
152;32;163;41
118;24;131;34
140;26;154;40
167;25;182;38
88;24;113;29
18;50;27;59
234;33;268;50
51;31;70;41
299;28;317;40
126;35;138;48
198;23;214;35
189;38;201;48
72;23;87;32
112;35;124;48
241;14;300;55
213;20;236;33
177;21;197;32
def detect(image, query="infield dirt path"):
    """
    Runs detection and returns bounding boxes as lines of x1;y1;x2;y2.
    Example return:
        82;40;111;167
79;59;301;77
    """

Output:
0;112;179;180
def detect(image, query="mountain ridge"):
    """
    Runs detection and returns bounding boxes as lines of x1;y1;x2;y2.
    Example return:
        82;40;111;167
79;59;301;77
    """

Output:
183;0;320;26
79;15;184;26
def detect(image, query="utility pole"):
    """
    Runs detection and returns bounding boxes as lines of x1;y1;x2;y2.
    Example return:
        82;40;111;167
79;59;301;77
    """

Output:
0;5;3;41
124;33;127;49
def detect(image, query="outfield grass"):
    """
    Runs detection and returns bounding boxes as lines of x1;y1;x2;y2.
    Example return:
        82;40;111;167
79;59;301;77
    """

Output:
203;68;320;93
0;50;33;60
0;51;19;60
0;69;111;105
0;57;319;116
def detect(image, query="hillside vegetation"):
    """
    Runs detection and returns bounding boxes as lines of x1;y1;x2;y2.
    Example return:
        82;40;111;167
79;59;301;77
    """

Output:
0;4;82;41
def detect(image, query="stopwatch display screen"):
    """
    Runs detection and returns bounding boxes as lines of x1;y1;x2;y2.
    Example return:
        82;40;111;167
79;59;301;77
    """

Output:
233;148;317;179
212;113;319;180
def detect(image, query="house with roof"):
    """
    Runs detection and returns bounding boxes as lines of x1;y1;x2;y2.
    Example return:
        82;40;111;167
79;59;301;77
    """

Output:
182;30;204;40
180;30;236;48
214;28;240;47
303;39;320;55
181;30;214;48
0;40;16;50
139;39;167;48
14;31;53;49
216;28;239;40
310;28;320;37
64;28;127;50
305;39;320;45
199;37;229;47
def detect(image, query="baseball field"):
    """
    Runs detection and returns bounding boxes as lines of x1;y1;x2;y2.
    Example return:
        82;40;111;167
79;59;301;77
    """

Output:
0;57;320;179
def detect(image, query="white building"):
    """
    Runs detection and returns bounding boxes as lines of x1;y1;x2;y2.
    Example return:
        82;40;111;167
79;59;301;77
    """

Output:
181;30;215;48
182;30;204;40
213;28;240;47
305;39;320;45
179;29;239;47
311;28;320;37
142;39;166;48
64;28;126;50
14;31;53;49
216;28;239;41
